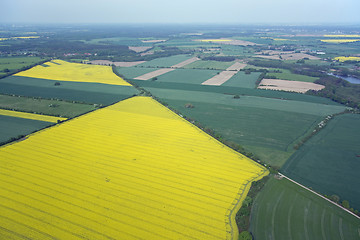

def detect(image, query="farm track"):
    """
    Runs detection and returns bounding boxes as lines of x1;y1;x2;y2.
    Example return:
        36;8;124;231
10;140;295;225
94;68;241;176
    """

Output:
279;174;360;220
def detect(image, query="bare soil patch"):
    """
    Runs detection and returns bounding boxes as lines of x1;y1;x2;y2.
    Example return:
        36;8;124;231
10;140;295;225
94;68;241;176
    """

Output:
129;46;152;53
171;57;200;68
226;62;247;71
134;68;175;80
258;79;325;93
282;53;320;60
201;71;237;86
255;53;320;61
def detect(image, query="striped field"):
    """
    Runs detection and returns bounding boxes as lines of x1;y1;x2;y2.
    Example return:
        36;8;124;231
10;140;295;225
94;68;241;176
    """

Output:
0;96;268;240
0;109;67;123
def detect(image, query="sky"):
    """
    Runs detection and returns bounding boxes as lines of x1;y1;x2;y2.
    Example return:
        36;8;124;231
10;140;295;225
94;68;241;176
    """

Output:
1;0;360;25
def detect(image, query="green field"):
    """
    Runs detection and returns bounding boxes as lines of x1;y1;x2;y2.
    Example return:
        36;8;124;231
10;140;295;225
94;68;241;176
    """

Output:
282;113;360;210
160;99;319;166
0;94;96;118
132;80;341;105
183;60;234;70
82;37;149;46
267;68;319;82
0;76;139;105
115;66;159;79
142;86;345;166
0;57;47;77
145;88;345;116
250;177;360;240
220;45;254;56
0;115;52;145
156;68;219;84
136;54;193;67
222;72;261;88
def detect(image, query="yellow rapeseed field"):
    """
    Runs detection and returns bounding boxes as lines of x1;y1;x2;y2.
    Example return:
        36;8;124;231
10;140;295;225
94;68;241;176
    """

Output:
320;39;360;43
15;60;131;86
0;109;67;123
0;36;40;41
334;56;360;62
323;34;360;38
0;96;268;240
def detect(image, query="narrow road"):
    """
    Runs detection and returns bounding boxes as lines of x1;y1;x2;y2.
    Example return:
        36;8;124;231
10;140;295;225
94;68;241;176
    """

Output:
278;173;360;220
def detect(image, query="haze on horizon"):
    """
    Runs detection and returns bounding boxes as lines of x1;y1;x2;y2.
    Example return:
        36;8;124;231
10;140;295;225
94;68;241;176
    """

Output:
1;0;359;25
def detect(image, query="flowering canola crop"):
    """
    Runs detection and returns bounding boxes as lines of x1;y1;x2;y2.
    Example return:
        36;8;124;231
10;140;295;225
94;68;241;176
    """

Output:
0;96;268;240
320;39;360;43
0;36;40;41
334;56;360;62
15;60;131;86
323;34;360;38
0;109;67;123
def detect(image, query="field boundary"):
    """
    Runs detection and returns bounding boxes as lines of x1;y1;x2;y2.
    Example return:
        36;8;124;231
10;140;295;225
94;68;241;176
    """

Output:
227;168;269;240
278;173;360;220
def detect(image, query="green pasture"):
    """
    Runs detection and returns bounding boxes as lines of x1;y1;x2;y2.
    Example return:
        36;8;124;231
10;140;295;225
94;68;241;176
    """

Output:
132;80;340;106
156;69;219;84
143;85;346;166
115;67;159;79
144;87;343;166
0;57;46;75
136;54;193;67
222;72;261;88
220;45;253;56
282;113;360;210
0;94;95;118
145;88;345;116
0;76;138;105
0;115;52;145
156;98;321;166
1;76;138;95
183;60;234;70
250;177;360;240
267;69;319;82
284;59;330;66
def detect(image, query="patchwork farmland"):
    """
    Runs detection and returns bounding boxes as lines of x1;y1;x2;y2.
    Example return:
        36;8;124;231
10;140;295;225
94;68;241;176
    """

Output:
1;24;360;240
